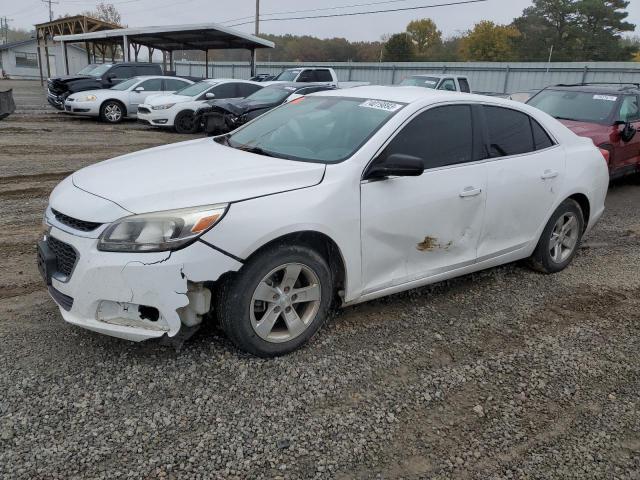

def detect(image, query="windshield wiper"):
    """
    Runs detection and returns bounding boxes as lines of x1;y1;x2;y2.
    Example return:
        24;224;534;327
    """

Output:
238;145;276;157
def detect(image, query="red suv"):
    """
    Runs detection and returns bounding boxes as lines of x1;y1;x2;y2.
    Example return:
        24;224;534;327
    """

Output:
527;83;640;179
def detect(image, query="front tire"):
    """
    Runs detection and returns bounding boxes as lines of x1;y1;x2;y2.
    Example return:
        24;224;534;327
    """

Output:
99;100;125;123
528;199;584;273
216;244;334;357
174;110;199;134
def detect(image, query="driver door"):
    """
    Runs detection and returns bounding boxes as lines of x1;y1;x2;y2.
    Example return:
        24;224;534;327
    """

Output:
128;78;163;113
611;94;640;175
360;104;487;294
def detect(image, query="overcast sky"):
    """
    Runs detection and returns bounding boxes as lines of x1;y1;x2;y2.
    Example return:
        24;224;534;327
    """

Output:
7;0;639;41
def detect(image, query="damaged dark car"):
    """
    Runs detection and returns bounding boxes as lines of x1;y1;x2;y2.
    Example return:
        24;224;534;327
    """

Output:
196;82;335;136
47;62;163;110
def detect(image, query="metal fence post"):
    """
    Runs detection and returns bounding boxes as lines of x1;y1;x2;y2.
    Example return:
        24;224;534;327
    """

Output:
581;65;589;84
188;62;192;76
232;63;236;78
348;64;353;81
503;65;510;94
391;65;396;85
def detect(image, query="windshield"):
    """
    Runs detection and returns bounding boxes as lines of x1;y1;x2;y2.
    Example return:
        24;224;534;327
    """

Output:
400;76;440;88
245;86;293;103
77;64;98;75
87;64;112;77
110;77;139;91
227;96;404;163
174;81;216;97
527;89;618;123
274;70;300;81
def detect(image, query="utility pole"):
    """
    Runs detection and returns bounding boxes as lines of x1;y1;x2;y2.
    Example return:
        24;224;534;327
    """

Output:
0;17;12;45
41;0;59;22
255;0;260;35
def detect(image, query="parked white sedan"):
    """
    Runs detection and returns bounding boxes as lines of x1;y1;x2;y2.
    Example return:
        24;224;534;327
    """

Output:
40;86;608;357
63;76;194;123
137;79;263;133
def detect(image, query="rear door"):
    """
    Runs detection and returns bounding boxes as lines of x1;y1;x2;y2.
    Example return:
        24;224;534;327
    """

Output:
477;105;563;260
360;104;488;293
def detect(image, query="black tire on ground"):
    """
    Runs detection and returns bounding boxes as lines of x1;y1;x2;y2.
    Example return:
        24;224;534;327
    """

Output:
216;244;334;357
528;198;585;274
99;100;125;123
174;110;199;134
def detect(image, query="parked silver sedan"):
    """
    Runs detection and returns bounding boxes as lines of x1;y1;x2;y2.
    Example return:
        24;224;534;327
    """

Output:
63;76;194;123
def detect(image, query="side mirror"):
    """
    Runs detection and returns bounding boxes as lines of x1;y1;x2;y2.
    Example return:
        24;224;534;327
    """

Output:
364;153;424;180
205;92;216;99
133;86;144;92
615;120;637;143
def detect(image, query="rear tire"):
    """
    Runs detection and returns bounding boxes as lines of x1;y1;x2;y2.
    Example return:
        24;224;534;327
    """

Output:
216;244;334;357
174;110;199;134
99;100;125;124
528;199;584;274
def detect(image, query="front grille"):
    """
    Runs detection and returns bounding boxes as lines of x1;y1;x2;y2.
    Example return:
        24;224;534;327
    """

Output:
137;106;151;114
52;208;101;232
48;286;74;311
48;236;77;277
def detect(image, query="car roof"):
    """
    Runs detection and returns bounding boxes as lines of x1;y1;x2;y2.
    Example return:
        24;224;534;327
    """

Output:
545;84;640;94
198;78;261;85
311;85;463;103
408;74;467;78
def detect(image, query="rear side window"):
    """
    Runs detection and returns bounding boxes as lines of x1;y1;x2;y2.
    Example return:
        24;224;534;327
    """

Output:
458;78;471;93
531;118;554;150
484;106;534;157
136;65;161;75
237;83;262;97
315;69;333;82
164;78;190;91
297;70;315;82
383;105;474;169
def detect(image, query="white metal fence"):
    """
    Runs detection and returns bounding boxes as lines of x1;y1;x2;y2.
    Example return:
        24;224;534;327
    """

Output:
173;60;640;94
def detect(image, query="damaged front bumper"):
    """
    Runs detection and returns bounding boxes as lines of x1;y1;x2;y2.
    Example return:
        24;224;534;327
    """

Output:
43;226;242;342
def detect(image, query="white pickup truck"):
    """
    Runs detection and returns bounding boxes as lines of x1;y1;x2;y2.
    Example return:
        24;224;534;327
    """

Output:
267;67;368;88
398;74;471;93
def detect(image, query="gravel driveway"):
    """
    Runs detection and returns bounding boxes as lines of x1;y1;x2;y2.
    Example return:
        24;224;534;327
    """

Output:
1;80;639;479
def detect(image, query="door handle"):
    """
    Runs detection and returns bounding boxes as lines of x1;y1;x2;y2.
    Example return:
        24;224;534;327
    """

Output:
541;169;559;180
459;186;482;197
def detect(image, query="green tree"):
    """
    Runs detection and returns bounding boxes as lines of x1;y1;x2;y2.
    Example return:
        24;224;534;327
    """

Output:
406;18;442;59
459;21;520;61
382;33;415;62
574;0;634;60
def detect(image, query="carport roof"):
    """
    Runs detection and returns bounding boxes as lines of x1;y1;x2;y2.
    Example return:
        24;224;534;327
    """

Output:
52;22;275;51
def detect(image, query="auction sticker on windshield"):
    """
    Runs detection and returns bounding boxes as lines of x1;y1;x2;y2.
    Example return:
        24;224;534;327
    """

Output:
593;95;617;101
359;99;403;112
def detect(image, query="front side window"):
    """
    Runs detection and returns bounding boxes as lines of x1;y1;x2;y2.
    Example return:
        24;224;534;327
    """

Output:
136;65;160;75
381;105;474;169
484;106;534;157
618;95;640;122
297;70;315;82
211;83;238;99
227;96;404;163
438;79;456;91
237;83;262;97
110;66;135;79
138;78;162;91
527;89;618;124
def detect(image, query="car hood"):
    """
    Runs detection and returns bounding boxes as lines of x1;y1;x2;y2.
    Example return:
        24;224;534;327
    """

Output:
71;138;326;214
146;94;193;106
208;98;278;116
68;89;114;100
558;119;611;145
50;75;93;83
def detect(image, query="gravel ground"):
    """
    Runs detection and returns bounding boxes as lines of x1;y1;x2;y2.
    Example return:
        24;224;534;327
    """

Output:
1;80;640;479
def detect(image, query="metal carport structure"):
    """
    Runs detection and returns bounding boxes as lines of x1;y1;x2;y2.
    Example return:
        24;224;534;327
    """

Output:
53;23;275;78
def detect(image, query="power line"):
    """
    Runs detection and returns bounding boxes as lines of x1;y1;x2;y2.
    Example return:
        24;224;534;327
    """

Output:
227;0;490;28
41;0;60;21
220;0;418;25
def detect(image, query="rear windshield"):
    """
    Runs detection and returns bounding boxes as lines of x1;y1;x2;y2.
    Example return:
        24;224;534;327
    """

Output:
399;76;440;88
227;96;404;163
527;89;618;123
175;81;217;97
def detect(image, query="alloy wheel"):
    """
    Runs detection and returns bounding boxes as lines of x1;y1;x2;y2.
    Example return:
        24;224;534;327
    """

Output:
549;212;579;263
250;263;321;343
104;103;122;122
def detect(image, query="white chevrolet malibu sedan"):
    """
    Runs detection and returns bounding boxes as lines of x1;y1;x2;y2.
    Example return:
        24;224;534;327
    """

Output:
39;86;608;357
64;76;194;123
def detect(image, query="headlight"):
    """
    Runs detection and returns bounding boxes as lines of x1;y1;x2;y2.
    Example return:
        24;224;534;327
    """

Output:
78;94;97;102
152;103;176;110
98;204;227;252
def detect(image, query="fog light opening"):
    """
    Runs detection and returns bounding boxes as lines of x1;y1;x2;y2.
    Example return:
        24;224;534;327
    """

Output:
138;305;159;322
